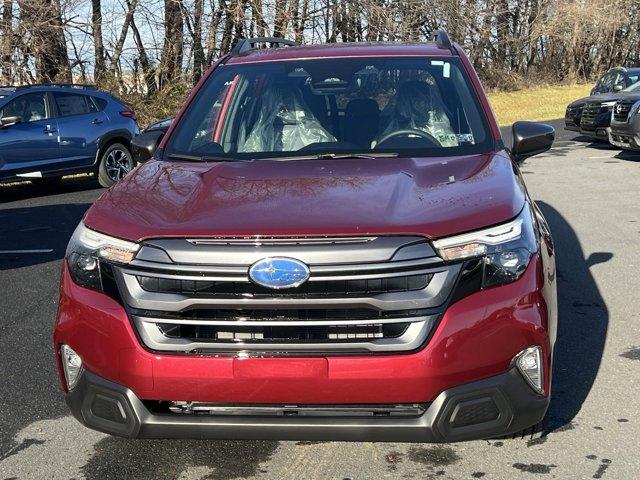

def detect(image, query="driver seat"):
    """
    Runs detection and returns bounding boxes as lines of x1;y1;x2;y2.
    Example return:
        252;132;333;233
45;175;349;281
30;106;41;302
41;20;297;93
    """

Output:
28;100;46;122
344;99;380;148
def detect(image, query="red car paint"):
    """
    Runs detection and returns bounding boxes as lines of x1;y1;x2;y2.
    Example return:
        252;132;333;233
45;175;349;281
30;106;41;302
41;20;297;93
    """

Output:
84;152;524;242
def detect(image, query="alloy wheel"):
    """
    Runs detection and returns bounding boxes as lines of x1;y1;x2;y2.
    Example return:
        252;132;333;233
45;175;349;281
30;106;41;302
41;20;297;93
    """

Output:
104;148;134;182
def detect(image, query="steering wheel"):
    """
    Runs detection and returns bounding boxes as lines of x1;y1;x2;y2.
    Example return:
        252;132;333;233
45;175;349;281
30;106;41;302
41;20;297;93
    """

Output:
375;129;441;149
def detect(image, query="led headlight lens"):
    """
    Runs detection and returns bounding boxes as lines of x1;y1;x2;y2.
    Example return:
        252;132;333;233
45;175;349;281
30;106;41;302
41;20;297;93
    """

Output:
601;101;616;108
61;344;83;391
433;205;538;288
66;222;139;290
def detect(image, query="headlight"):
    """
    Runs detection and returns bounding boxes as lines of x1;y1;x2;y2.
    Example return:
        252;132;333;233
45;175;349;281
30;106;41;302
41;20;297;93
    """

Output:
601;101;616;108
66;223;139;290
433;205;538;288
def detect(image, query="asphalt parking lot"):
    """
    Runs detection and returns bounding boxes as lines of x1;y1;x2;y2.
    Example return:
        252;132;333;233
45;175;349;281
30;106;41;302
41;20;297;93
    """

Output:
1;119;639;479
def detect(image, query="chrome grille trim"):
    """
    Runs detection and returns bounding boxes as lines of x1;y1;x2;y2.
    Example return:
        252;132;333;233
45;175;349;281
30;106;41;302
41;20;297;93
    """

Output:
125;256;443;277
132;317;435;353
187;236;377;246
131;314;431;327
115;265;460;312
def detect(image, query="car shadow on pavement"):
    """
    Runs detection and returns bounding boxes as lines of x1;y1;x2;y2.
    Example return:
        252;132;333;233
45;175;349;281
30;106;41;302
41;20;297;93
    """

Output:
80;438;279;480
0;176;102;204
536;201;611;433
614;151;640;162
0;203;92;270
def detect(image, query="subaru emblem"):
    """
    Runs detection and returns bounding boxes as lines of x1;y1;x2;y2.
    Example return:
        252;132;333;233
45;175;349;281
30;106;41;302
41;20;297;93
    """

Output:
249;257;310;289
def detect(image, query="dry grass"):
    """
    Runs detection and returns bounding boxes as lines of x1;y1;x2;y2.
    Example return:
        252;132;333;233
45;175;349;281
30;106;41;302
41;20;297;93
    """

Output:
487;84;592;126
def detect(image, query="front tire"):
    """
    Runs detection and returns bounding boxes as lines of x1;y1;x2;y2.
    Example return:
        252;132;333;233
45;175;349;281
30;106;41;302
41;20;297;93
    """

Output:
98;143;135;188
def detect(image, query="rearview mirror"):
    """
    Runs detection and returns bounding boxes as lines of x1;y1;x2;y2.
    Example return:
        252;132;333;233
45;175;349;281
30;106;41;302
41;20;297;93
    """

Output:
614;83;624;92
511;121;555;163
131;130;165;163
0;115;22;128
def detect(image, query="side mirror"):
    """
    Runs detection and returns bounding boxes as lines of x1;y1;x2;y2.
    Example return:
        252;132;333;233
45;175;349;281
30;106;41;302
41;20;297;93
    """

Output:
614;83;624;92
511;121;555;163
131;130;165;163
0;115;22;128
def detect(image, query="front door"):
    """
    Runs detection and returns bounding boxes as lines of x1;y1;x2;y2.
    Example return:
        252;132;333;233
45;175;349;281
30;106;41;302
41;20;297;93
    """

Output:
0;92;61;179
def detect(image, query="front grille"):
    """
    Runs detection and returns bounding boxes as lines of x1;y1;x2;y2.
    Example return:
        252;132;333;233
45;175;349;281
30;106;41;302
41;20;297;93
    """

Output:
580;102;604;128
613;101;634;122
113;236;460;355
157;322;410;343
136;273;431;297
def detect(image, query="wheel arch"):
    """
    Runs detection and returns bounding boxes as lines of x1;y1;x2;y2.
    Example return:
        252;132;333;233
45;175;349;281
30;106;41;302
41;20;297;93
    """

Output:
95;129;134;168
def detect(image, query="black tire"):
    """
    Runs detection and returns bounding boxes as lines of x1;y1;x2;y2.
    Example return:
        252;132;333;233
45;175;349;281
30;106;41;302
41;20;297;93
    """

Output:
97;142;135;188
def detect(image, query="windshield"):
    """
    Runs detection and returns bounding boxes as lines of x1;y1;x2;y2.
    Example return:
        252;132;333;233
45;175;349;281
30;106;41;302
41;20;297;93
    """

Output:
623;80;640;92
164;57;493;160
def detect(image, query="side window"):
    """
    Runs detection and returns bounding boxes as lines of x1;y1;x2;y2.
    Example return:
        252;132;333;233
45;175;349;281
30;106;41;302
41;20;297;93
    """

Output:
53;93;92;117
611;73;624;89
600;72;616;92
90;96;108;112
0;93;49;122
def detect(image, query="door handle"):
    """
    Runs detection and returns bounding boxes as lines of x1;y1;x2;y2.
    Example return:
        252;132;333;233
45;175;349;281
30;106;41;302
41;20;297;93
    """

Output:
92;118;104;125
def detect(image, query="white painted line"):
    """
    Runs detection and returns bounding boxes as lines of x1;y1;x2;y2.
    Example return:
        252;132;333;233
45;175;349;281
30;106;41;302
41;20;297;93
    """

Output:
0;249;54;254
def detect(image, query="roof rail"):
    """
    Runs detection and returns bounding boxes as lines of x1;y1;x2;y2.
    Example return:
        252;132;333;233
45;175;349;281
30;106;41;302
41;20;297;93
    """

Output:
0;83;97;90
230;37;299;56
433;29;453;50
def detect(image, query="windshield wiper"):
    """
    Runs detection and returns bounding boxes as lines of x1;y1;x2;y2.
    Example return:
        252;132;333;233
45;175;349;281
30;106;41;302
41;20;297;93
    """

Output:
272;152;400;161
167;153;238;163
314;152;399;160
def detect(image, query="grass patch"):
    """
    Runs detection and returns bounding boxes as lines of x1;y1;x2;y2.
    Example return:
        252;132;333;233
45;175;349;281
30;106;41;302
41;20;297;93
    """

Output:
488;84;591;126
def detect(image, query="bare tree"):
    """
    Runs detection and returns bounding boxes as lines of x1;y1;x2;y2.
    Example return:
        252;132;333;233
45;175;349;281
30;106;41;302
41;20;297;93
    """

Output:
91;0;106;81
1;0;13;83
17;0;71;82
158;0;184;87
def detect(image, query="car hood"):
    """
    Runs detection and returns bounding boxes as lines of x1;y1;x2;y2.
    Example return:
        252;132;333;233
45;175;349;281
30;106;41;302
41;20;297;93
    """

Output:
568;92;621;108
615;91;640;102
84;152;526;242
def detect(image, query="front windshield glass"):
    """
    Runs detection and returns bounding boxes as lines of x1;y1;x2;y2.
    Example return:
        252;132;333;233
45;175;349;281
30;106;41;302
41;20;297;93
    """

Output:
623;80;640;92
164;56;493;160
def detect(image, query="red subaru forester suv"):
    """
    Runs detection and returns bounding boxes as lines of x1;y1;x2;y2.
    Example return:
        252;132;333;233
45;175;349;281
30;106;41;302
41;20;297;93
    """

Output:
54;32;557;442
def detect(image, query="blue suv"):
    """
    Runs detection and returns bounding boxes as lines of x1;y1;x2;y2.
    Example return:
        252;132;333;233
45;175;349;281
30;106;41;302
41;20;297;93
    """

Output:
0;84;139;187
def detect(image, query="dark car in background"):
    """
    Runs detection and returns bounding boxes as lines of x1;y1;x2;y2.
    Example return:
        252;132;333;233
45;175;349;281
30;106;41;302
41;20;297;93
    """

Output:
565;80;640;140
143;117;172;133
0;84;139;187
609;95;640;150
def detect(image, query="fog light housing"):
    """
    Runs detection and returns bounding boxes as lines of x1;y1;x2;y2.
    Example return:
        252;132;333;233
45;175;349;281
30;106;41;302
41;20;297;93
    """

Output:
515;345;544;394
61;344;83;391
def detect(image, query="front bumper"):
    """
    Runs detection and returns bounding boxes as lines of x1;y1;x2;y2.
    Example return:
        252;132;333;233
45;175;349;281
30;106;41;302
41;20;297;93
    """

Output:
580;125;611;140
67;368;548;442
564;118;580;132
609;122;640;150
